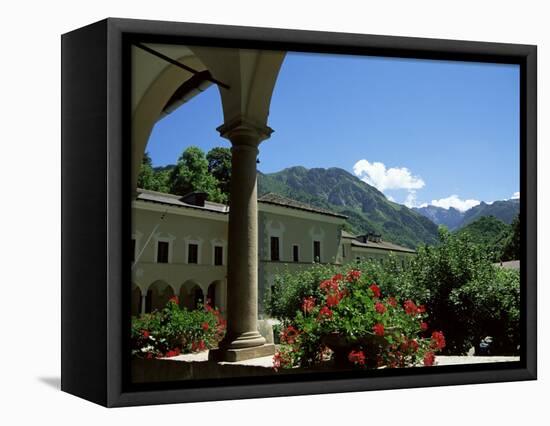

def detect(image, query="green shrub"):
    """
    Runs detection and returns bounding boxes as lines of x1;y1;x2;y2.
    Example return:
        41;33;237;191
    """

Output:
131;297;226;358
266;227;520;355
272;267;445;370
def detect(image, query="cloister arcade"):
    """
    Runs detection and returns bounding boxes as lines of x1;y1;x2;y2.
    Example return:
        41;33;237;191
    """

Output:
131;280;224;316
132;41;286;360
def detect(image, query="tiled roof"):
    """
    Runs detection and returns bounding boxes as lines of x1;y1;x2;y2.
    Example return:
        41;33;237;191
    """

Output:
136;189;229;214
258;193;348;219
350;239;416;253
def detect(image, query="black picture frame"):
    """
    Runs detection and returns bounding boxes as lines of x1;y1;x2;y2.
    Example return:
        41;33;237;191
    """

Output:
61;17;537;407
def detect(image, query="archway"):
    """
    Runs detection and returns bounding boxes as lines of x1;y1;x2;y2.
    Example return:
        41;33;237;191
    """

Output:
207;280;223;309
180;280;205;310
132;43;286;358
145;280;175;313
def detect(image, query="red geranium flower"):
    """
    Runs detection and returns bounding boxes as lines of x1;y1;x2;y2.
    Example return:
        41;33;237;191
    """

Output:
332;273;344;282
423;351;436;366
420;321;429;331
326;291;343;307
145;352;153;359
348;350;366;366
141;329;150;339
169;295;179;305
417;304;426;314
409;339;419;352
302;296;316;313
404;299;418;315
320;279;339;293
202;322;210;331
280;325;299;344
387;297;398;307
317;306;333;320
375;301;387;314
346;269;361;282
191;340;207;352
373;323;385;336
369;283;381;298
273;351;291;371
430;331;446;350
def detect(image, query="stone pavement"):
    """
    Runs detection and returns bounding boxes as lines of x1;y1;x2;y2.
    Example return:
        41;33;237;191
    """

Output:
163;351;519;368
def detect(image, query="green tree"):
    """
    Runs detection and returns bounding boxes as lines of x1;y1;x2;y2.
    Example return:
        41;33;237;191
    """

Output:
137;152;169;192
207;147;232;199
500;214;520;261
169;146;226;203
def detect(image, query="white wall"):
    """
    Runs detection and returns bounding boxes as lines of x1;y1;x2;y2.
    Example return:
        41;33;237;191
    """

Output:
1;0;546;424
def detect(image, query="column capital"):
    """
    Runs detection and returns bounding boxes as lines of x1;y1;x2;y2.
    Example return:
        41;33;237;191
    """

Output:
216;115;274;146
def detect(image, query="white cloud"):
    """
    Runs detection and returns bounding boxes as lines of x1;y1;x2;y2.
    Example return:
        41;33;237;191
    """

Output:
430;195;480;212
386;195;396;202
404;190;418;208
353;159;425;192
511;191;520;200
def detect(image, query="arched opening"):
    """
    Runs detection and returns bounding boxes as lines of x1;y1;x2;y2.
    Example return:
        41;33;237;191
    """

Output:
145;280;175;313
207;280;223;309
178;286;189;310
180;281;204;310
131;284;142;316
191;285;204;310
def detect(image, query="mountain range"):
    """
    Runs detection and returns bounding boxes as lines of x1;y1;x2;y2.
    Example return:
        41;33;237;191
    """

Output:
413;199;519;231
152;162;519;249
258;166;440;249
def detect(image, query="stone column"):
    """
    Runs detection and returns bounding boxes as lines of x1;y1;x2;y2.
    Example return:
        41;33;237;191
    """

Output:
140;294;147;314
209;116;275;362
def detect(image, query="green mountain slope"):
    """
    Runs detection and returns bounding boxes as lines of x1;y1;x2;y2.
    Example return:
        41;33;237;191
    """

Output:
456;215;510;246
258;166;439;248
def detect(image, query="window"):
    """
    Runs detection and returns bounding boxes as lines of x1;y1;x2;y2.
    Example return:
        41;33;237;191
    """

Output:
270;236;280;261
313;240;321;262
214;246;223;266
188;243;199;264
157;241;169;263
292;245;299;262
131;239;136;262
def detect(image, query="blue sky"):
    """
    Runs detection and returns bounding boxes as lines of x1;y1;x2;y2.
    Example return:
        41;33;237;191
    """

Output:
146;51;520;211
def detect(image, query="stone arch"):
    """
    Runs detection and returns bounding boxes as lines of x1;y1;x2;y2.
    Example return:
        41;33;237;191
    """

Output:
145;280;175;313
131;49;215;190
207;280;223;309
180;280;205;310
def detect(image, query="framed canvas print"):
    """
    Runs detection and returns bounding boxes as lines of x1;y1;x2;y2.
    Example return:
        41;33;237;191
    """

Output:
61;18;537;407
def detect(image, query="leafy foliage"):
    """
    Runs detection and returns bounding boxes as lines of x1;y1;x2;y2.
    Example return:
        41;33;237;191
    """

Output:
206;146;232;199
267;228;520;356
168;146;226;203
270;266;444;370
131;298;226;358
455;215;511;261
500;214;520;261
137;152;170;193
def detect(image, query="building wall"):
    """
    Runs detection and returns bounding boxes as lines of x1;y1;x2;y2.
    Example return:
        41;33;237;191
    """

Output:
257;208;345;315
131;201;228;314
132;200;415;317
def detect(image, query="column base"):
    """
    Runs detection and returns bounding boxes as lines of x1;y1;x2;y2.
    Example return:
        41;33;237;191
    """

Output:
209;343;275;362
